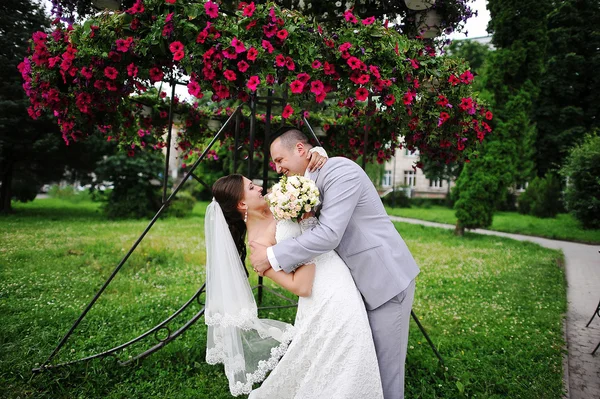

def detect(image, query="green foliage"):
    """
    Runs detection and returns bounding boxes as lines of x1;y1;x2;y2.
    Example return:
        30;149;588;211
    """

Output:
534;0;600;175
382;189;412;208
517;174;563;218
560;134;600;229
1;199;566;398
48;184;94;203
94;150;164;219
165;191;197;218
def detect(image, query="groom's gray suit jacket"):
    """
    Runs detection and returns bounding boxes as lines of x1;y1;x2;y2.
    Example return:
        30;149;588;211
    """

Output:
272;157;420;310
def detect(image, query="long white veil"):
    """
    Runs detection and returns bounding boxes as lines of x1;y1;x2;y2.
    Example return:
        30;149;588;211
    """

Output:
204;200;295;396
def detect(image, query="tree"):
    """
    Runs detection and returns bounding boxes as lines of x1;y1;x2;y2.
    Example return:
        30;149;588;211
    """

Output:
452;0;550;234
534;0;600;176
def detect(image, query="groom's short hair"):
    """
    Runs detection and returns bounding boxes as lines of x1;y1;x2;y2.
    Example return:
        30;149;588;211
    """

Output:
269;125;310;150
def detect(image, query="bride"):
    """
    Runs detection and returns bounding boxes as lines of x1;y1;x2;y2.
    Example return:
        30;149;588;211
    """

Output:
205;172;383;398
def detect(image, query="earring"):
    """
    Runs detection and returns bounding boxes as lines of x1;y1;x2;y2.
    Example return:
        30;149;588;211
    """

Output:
244;209;248;223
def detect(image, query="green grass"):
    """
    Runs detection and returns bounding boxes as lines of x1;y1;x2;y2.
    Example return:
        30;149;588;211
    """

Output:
385;205;600;244
1;199;567;398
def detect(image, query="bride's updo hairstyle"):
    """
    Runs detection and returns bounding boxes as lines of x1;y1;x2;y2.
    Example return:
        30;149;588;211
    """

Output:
212;174;248;273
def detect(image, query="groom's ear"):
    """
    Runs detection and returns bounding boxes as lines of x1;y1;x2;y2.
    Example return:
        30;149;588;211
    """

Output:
295;142;308;157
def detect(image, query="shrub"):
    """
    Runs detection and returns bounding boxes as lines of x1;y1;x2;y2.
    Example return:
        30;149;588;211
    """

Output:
382;189;411;208
560;134;600;229
517;174;563;218
166;191;196;218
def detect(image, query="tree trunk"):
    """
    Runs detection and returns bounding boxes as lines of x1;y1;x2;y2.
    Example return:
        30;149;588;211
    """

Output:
0;159;14;214
454;220;464;236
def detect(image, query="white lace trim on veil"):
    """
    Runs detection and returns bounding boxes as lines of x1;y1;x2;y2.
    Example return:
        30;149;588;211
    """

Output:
204;201;295;396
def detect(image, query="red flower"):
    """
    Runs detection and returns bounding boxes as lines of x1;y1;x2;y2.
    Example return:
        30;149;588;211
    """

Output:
369;65;381;79
246;19;257;30
104;66;118;80
460;70;474;84
116;37;133;52
285;57;295;71
355;88;369;101
290;79;304;94
196;30;208;43
243;2;255;17
276;29;288;40
94;80;106;90
247;47;258;61
344;10;358;24
127;63;138;77
311;60;322;69
438;112;450;126
357;74;370;84
165;0;176;3
173;50;184;61
485;111;493;120
80;67;93;79
205;1;219;18
282;104;294;119
247;75;260;91
409;59;419;69
275;54;286;67
126;0;144;15
339;42;352;52
149;67;164;83
448;75;460;86
263;24;277;38
403;91;415;105
231;37;246;53
311;80;324;95
324;62;335;75
383;94;395;106
224;70;237;81
237;60;249;72
296;72;310;83
347;57;362;70
169;41;184;53
362;16;375;25
436;95;449;107
262;40;274;53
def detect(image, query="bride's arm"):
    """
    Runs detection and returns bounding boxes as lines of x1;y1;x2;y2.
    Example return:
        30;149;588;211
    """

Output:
263;263;315;297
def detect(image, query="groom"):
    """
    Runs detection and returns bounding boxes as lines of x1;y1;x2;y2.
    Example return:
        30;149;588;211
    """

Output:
249;126;420;399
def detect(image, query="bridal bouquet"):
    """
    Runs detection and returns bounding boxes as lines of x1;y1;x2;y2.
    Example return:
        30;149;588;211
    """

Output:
267;176;320;222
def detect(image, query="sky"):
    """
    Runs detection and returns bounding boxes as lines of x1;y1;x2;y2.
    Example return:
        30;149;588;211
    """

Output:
448;0;491;40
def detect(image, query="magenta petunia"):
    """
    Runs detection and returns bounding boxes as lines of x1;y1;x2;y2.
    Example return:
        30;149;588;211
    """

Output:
310;80;324;95
276;29;288;40
187;80;202;98
311;60;322;69
296;72;310;83
290;80;304;94
355;87;369;101
282;104;294;118
247;47;258;61
223;69;237;81
262;40;274;54
116;37;133;52
247;75;260;91
275;54;286;67
231;37;246;53
347;57;362;70
104;66;118;80
285;57;295;71
127;63;138;77
357;74;370;84
205;1;218;18
384;94;395;106
173;50;185;61
149;67;164;83
362;16;375;25
339;42;352;52
344;10;358;23
165;0;176;3
243;2;255;17
169;41;184;53
237;60;249;72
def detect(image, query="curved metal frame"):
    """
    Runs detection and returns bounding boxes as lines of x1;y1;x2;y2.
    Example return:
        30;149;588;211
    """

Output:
33;84;445;374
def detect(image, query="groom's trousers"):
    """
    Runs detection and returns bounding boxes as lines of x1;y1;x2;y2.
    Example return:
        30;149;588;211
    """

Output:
367;279;416;399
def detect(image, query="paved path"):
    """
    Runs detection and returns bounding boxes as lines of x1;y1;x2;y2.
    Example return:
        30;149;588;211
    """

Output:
389;216;600;399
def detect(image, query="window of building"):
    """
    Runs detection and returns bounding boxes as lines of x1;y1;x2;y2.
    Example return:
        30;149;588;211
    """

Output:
429;179;443;188
404;170;416;187
404;148;420;157
382;170;392;187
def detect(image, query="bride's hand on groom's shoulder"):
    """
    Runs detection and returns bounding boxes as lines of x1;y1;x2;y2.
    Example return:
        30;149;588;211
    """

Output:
249;241;271;276
306;147;328;172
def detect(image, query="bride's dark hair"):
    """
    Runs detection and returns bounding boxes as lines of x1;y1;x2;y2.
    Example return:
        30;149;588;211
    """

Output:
212;174;248;275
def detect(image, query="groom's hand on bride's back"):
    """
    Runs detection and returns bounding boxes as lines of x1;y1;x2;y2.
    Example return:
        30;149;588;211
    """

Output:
249;241;271;276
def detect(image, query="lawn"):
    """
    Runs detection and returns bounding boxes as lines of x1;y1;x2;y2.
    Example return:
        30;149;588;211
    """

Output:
1;199;567;398
385;205;600;245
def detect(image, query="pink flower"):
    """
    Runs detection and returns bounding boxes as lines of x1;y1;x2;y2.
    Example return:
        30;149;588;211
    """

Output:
266;74;275;85
369;65;381;78
285;57;295;71
80;67;93;79
355;88;369;101
263;24;277;38
409;59;419;69
282;104;294;119
187;80;202;98
231;37;246;53
205;1;218;18
243;2;255;17
165;0;176;4
126;0;144;14
196;30;208;43
290;79;304;94
262;40;274;53
362;16;375;25
339;42;352;52
149;67;164;83
357;74;370;84
104;66;118;80
460;70;474;84
347;57;362;70
438;112;450;126
94;80;106;90
315;92;326;103
275;54;286;67
116;37;133;52
384;94;395;106
311;60;322;69
247;47;258;61
237;60;249;72
224;70;237;81
247;75;260;91
344;10;357;24
448;75;460;86
169;41;184;53
296;72;311;83
276;29;288;40
324;62;335;75
246;19;257;30
173;50;185;61
403;91;416;105
310;80;324;95
127;63;138;77
485;111;493;120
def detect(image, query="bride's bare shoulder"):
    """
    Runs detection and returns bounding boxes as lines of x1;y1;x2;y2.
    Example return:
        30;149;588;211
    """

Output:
247;220;277;246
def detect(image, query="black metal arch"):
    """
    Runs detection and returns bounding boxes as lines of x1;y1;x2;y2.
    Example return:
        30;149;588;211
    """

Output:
33;81;443;374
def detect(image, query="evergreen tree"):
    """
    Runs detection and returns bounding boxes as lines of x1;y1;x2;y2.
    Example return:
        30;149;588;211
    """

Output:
534;0;600;175
453;0;550;234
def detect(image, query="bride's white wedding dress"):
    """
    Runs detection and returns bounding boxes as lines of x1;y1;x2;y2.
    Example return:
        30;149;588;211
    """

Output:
249;218;383;399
